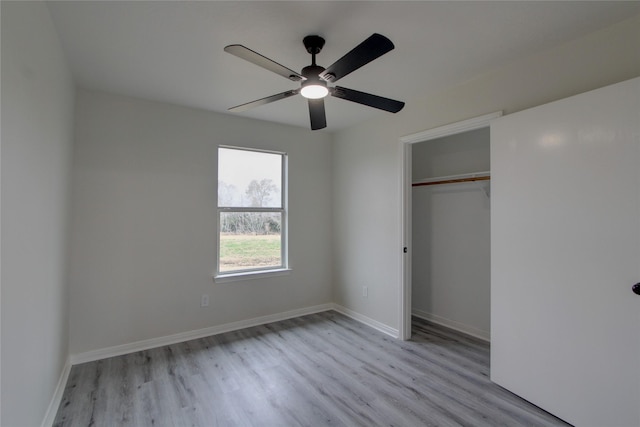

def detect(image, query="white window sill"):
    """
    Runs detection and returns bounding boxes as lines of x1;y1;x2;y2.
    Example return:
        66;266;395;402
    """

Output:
213;268;292;284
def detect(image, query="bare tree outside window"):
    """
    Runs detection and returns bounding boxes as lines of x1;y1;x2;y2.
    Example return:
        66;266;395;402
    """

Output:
217;181;237;206
245;179;277;207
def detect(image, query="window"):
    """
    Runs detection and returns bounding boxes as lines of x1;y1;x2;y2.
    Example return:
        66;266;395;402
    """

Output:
216;146;287;277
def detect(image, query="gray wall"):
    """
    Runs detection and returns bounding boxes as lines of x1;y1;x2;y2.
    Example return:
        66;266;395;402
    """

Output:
332;14;640;330
68;90;333;355
1;2;76;425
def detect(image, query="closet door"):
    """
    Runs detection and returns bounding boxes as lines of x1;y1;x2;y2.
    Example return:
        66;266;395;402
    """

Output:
491;77;640;427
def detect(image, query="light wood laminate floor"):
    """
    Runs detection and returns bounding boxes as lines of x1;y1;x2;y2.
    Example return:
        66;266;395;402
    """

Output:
54;311;569;426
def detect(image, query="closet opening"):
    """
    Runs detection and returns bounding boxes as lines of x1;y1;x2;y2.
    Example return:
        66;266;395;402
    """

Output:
398;112;501;340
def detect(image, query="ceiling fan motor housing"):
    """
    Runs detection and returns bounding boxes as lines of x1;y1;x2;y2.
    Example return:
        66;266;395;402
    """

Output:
300;65;328;98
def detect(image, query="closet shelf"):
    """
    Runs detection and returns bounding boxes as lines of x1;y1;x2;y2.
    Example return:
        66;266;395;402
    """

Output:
412;171;490;187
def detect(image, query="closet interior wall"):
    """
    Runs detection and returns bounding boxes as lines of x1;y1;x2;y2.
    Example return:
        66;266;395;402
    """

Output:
411;128;491;340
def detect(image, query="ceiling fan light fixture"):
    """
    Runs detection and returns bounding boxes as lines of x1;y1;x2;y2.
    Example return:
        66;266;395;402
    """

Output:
300;82;329;99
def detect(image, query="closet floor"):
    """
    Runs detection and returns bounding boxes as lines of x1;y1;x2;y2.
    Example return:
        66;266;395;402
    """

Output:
54;311;569;426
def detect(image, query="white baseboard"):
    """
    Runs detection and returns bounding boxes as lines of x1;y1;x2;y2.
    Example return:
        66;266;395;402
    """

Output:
412;308;490;342
70;303;334;365
41;357;72;427
331;303;399;338
69;302;401;366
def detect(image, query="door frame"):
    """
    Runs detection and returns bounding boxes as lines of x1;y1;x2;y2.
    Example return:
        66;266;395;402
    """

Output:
398;111;502;340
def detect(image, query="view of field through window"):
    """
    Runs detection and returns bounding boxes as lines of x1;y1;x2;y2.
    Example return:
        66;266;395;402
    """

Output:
218;147;285;273
219;212;281;272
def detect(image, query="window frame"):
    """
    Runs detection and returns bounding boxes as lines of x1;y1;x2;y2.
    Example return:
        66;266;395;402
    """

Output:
215;145;289;280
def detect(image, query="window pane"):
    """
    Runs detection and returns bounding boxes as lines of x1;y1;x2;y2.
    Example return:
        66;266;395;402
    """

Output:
218;148;282;208
219;212;282;272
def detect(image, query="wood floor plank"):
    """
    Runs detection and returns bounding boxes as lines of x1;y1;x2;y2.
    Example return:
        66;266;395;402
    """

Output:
53;311;570;427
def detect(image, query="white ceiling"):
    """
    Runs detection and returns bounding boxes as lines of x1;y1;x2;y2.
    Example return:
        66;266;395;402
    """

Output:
47;1;640;132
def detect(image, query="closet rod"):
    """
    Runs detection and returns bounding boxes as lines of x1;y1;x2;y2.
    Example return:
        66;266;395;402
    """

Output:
412;175;490;187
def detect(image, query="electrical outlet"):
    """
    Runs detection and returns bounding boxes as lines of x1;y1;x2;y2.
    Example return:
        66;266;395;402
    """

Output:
201;294;209;307
362;286;368;297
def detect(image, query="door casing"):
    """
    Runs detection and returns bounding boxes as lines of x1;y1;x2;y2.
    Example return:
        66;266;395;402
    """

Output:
398;111;502;340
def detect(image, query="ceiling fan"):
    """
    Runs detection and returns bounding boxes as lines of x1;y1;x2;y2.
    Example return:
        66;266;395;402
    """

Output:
224;34;405;130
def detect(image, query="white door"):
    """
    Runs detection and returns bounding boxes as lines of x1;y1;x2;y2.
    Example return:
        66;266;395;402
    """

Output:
491;77;640;427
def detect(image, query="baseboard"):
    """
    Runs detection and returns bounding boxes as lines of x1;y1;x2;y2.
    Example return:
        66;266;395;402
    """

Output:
41;357;72;427
70;303;333;365
69;302;401;366
331;303;399;338
412;308;490;342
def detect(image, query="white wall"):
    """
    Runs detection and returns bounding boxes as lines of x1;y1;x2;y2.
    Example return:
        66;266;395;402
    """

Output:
68;90;333;355
1;2;75;426
332;14;640;331
411;129;490;339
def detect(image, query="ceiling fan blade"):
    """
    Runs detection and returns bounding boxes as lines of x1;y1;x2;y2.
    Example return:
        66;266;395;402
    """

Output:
308;98;327;130
228;90;299;113
224;45;304;82
319;34;394;83
331;86;405;113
